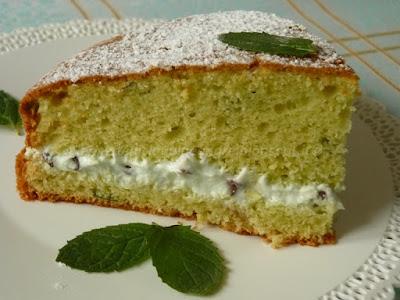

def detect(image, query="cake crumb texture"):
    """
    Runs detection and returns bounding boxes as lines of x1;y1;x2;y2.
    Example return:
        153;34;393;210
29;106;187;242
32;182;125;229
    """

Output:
29;68;358;187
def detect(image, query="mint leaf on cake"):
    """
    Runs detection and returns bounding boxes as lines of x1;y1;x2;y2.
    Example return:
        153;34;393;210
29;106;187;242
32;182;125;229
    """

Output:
57;223;227;295
218;32;319;57
0;90;22;134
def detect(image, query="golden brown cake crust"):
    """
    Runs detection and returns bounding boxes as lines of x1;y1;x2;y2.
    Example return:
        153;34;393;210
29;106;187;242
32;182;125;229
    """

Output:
16;149;336;247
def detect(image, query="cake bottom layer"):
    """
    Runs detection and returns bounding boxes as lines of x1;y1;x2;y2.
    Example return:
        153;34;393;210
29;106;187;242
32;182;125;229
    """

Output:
16;150;337;248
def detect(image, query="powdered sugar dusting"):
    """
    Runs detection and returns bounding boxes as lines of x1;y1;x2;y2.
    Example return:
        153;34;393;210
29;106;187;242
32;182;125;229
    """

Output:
39;11;349;85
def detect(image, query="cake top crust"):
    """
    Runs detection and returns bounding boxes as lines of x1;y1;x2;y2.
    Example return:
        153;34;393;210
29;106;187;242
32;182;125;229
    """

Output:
38;10;352;85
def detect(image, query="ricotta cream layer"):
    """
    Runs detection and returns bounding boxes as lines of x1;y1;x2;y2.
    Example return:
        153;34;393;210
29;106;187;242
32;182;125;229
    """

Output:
25;148;343;208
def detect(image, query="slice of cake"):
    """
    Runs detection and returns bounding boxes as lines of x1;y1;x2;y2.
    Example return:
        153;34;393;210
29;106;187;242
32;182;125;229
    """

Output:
16;11;359;247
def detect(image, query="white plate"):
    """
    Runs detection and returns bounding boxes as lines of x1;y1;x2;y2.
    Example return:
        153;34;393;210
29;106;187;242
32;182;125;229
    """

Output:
0;35;397;300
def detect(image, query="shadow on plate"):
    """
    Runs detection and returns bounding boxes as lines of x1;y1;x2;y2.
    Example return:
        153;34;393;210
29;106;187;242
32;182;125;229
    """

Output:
336;115;394;239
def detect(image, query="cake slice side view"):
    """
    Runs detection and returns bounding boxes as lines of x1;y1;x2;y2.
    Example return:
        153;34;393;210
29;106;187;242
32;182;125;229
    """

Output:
16;11;359;248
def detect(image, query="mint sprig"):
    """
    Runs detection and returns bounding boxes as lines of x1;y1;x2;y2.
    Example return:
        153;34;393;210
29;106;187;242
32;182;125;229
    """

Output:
56;223;226;296
0;90;22;134
218;32;318;57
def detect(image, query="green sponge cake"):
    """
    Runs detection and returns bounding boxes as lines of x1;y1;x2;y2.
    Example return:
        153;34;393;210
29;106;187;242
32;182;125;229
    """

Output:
16;11;359;247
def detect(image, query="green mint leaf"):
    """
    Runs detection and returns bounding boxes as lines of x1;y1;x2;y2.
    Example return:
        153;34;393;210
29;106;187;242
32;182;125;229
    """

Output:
150;225;226;295
218;32;318;57
56;223;154;272
395;287;400;300
57;223;227;296
0;90;22;133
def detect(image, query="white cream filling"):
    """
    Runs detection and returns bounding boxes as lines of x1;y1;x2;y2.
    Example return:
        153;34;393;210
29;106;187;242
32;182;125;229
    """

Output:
25;147;343;208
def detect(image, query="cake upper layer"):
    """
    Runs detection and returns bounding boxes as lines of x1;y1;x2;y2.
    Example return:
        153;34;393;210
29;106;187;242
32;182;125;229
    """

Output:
38;10;352;86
